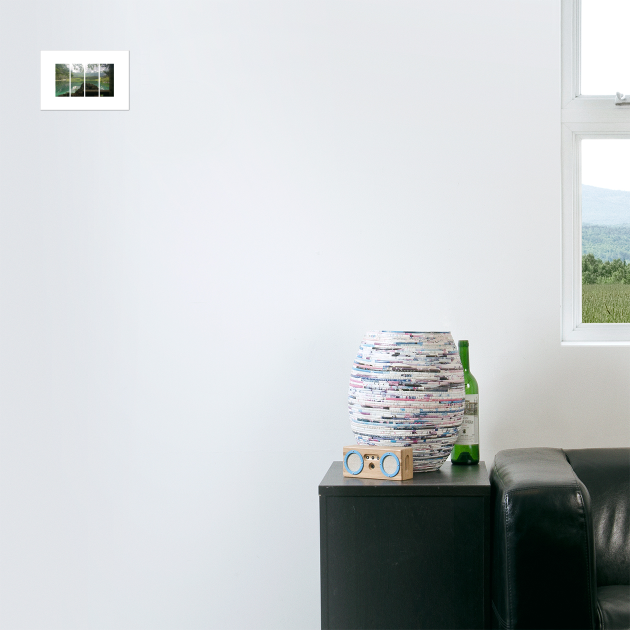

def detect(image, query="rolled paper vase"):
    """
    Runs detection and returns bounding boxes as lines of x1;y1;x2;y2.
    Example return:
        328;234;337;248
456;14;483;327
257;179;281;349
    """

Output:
348;331;465;473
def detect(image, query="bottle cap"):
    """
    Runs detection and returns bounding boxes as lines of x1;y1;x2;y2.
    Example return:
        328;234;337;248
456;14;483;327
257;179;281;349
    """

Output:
458;340;469;347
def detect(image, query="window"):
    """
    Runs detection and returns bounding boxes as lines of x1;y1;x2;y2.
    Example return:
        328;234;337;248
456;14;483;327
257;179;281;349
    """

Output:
561;0;630;344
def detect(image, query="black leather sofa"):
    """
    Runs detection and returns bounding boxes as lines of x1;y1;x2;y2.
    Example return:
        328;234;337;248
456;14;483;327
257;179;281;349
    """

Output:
490;448;630;630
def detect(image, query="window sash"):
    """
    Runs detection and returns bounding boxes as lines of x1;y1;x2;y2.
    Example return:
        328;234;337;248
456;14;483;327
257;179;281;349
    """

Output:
561;0;630;344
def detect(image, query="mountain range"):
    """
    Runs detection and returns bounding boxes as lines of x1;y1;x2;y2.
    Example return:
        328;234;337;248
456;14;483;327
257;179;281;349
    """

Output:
582;185;630;261
582;185;630;225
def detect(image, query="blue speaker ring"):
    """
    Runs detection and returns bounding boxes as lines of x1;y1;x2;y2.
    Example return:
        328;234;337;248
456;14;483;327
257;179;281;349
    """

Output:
344;450;364;475
380;452;400;477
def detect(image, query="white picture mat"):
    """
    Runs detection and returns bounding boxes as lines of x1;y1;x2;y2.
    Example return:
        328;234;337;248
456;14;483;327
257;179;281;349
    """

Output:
41;51;129;110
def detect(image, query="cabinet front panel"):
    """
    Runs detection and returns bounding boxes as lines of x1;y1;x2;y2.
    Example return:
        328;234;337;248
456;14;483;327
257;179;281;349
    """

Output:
323;496;485;630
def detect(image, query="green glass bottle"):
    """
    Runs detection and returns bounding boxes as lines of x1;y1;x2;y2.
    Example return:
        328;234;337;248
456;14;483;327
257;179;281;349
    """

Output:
451;340;479;465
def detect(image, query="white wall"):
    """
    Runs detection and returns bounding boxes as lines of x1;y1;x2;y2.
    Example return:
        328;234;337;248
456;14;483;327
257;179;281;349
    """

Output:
0;1;628;628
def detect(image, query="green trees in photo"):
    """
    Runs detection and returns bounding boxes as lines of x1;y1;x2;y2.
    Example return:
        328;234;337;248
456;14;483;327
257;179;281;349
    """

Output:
55;64;70;96
54;61;115;98
71;64;84;96
85;64;99;96
100;63;114;96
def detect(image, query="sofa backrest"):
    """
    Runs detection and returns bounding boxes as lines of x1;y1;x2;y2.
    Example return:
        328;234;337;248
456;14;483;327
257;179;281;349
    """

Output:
564;448;630;587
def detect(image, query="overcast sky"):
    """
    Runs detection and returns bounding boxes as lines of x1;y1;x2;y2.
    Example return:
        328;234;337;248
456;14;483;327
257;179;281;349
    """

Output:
579;2;630;192
582;139;630;193
582;0;630;96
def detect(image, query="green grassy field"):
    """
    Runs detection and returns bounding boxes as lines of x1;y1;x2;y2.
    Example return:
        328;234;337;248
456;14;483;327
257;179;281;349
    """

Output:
582;284;630;323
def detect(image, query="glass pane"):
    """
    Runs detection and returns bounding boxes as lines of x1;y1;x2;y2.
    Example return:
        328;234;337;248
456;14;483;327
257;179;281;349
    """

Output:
582;139;630;322
71;64;84;97
100;64;114;97
582;0;630;95
55;64;69;97
85;64;99;97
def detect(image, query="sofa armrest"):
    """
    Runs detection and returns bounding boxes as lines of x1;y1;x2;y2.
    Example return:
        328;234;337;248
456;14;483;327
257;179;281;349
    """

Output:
490;448;598;630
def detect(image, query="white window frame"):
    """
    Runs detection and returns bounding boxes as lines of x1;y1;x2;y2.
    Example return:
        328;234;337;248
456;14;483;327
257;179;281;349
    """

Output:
561;0;630;344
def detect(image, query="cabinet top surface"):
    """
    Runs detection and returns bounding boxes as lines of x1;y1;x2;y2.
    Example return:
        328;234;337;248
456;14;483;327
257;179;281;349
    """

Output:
319;461;490;497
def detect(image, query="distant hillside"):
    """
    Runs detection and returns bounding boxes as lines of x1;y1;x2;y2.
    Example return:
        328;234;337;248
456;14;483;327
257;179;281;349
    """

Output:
583;224;630;261
582;185;630;225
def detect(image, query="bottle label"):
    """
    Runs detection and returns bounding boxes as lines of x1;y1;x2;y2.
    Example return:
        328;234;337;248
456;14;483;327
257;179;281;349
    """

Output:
456;394;478;445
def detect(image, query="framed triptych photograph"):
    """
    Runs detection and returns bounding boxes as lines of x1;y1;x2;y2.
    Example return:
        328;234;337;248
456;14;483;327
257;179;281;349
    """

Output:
41;50;129;110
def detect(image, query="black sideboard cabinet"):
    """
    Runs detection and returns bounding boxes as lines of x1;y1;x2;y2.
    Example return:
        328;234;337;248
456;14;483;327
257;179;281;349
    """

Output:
319;461;491;630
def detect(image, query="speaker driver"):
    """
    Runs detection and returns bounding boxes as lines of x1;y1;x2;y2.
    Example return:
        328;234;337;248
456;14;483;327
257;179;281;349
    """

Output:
380;452;400;477
344;450;364;475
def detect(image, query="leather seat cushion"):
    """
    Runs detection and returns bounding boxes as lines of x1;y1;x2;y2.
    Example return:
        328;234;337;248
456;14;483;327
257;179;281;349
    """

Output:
564;449;630;587
597;585;630;630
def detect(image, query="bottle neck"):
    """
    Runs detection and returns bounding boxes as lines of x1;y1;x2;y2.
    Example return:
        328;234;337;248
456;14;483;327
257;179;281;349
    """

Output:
459;345;470;371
